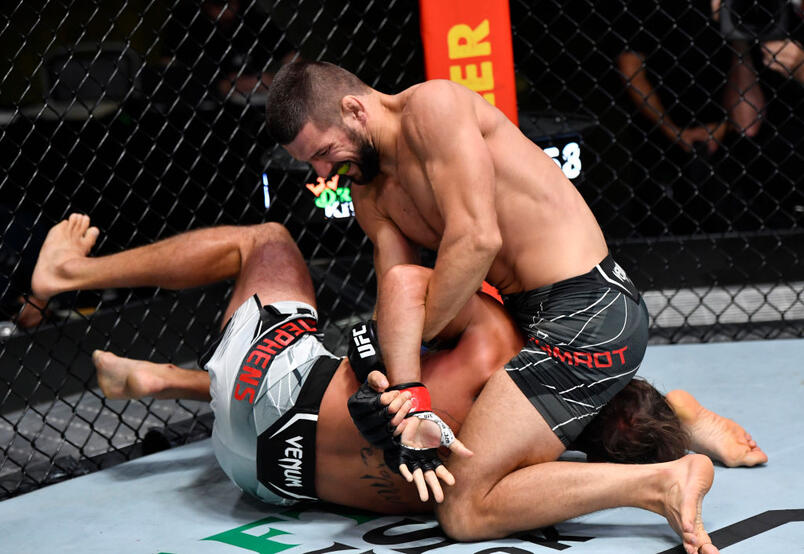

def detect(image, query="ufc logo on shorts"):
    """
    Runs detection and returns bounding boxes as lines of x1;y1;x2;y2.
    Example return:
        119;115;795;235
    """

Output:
612;262;630;283
352;324;376;358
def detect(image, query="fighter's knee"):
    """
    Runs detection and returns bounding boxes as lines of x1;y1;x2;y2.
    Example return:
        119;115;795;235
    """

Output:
242;222;291;251
436;496;495;542
256;221;292;242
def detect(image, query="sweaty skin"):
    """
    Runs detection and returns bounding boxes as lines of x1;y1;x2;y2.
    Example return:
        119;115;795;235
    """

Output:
286;80;608;342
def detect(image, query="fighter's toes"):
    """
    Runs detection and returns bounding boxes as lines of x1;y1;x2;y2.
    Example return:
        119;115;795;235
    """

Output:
68;213;83;232
82;226;100;250
741;447;768;467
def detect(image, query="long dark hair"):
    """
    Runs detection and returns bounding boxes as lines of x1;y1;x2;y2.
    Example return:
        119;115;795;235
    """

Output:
571;378;690;464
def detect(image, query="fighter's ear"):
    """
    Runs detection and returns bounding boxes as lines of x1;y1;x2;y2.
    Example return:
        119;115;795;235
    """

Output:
341;95;367;124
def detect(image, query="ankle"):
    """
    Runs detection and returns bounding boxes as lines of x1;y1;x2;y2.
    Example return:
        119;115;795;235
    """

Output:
665;390;702;424
127;363;170;398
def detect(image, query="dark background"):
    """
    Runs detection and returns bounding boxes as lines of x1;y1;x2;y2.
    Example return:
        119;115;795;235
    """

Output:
1;0;802;498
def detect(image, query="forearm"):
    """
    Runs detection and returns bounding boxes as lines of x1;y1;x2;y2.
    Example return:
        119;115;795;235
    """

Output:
619;53;679;140
377;264;428;385
422;233;499;341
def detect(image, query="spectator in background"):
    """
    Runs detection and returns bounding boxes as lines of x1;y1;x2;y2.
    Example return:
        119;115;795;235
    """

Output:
609;0;737;233
763;39;804;83
613;1;734;157
160;0;297;104
611;0;802;234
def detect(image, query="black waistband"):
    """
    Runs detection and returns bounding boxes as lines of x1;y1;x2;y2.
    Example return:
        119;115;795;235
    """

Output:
256;355;340;502
503;254;640;306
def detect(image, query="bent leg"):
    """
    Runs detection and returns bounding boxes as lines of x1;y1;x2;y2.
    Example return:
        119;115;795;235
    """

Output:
666;389;768;467
33;214;249;299
437;371;718;554
91;223;315;401
220;221;315;323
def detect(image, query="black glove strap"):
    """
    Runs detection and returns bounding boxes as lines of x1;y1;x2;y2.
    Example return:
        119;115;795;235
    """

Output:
347;380;397;450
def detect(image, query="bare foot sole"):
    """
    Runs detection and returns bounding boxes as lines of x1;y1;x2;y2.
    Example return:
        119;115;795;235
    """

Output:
13;295;50;328
664;454;718;554
31;213;99;300
666;390;768;467
93;350;164;399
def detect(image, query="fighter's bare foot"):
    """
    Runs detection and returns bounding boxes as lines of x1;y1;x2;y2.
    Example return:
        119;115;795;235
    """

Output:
666;390;768;467
13;294;49;328
31;213;99;300
93;350;166;399
663;454;718;554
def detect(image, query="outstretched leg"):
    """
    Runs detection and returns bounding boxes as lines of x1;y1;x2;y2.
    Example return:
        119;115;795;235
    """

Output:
666;389;768;467
437;371;718;554
31;213;316;324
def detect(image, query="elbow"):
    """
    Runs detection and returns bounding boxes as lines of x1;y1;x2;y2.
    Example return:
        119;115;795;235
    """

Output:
471;228;502;259
448;217;501;255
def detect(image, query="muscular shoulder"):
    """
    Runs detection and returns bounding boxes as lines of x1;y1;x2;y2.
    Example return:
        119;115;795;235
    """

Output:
403;81;477;127
401;81;479;151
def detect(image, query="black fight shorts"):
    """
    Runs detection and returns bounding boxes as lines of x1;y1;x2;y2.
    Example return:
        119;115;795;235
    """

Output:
503;255;649;447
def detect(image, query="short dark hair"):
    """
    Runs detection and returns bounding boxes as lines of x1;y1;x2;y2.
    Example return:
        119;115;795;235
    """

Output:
265;61;370;145
570;378;690;464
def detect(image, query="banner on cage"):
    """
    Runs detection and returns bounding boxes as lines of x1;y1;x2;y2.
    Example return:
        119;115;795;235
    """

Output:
419;0;518;125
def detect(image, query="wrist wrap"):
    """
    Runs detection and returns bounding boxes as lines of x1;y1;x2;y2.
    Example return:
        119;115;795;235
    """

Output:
387;382;431;413
347;320;384;382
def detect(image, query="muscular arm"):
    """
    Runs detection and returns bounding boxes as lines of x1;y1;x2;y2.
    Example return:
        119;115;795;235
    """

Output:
353;180;421;282
404;82;502;342
353;184;425;383
618;51;725;152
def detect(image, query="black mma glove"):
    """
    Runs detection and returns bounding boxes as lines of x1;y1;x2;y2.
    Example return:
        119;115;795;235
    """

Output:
382;436;443;476
398;444;444;474
383;443;402;474
347;380;397;450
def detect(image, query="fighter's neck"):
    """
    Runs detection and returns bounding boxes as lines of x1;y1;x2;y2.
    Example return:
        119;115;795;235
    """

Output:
369;92;405;177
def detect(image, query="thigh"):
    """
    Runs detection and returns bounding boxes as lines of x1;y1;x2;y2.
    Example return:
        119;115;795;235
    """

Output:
445;370;565;493
223;225;316;324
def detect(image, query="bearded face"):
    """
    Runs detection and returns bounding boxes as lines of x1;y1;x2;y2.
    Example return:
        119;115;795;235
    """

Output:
346;127;380;185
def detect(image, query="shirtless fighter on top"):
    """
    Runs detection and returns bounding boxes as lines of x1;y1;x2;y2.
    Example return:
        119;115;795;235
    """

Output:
265;61;732;553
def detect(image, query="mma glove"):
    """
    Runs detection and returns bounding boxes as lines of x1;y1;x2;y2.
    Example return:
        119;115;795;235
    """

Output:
346;321;457;475
382;382;456;475
347;380;398;450
386;382;456;447
347;320;399;449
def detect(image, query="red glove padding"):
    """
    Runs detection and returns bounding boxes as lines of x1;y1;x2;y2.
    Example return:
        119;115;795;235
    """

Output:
387;382;431;413
387;382;455;447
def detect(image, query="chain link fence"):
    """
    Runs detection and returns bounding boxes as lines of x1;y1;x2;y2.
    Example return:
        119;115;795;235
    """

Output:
1;0;802;499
